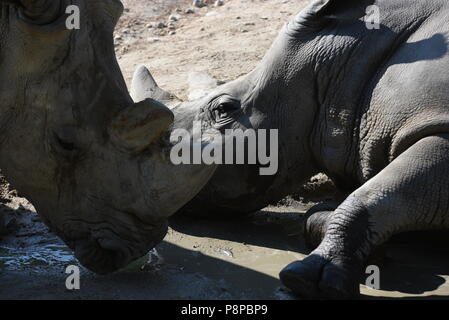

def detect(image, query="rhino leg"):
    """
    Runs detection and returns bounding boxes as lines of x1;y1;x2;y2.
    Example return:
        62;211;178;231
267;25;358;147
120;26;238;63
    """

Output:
281;134;449;299
303;202;340;250
304;203;388;268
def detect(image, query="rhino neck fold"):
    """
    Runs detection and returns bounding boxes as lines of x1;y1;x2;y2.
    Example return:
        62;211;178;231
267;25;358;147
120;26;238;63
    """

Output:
250;27;321;183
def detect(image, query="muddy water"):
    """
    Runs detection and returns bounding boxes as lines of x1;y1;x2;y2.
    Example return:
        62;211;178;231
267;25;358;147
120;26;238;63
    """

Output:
1;201;449;299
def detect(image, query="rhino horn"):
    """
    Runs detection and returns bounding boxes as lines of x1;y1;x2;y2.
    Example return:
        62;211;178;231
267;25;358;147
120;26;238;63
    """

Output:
109;98;174;154
131;65;181;106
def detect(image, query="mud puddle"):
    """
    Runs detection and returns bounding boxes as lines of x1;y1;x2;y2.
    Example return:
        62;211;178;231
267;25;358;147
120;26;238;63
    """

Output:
1;197;449;299
0;200;309;299
0;244;76;271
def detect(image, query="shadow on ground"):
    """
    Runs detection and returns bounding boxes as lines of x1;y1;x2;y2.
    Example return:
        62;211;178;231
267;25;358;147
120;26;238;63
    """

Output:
1;202;449;299
171;208;449;299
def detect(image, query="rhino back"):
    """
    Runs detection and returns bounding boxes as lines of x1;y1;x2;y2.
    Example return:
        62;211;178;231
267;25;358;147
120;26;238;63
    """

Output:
359;2;449;181
310;0;449;187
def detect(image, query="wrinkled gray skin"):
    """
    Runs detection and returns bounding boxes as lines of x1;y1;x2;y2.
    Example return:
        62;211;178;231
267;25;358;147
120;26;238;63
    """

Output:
134;0;449;298
0;0;215;274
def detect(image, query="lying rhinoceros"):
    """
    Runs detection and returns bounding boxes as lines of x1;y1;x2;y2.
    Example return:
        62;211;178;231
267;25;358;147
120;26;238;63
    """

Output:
132;0;449;298
0;0;215;274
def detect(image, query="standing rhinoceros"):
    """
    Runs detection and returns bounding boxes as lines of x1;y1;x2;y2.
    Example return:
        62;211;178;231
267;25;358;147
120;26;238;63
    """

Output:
0;0;216;274
133;0;449;298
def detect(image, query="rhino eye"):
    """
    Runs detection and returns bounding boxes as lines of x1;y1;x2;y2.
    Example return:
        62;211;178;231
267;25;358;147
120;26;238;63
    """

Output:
55;135;76;152
214;100;240;119
51;128;80;156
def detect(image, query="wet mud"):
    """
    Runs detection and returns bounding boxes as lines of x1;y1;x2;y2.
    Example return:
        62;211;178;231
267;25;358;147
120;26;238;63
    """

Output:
1;194;449;299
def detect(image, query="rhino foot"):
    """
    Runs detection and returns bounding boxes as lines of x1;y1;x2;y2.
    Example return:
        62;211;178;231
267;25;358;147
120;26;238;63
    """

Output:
279;252;360;300
304;202;388;265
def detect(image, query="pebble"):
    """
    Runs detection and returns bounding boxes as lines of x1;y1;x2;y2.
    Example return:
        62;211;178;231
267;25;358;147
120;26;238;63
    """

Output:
192;0;204;8
157;21;167;28
169;14;181;21
215;0;224;6
185;8;195;14
168;23;176;30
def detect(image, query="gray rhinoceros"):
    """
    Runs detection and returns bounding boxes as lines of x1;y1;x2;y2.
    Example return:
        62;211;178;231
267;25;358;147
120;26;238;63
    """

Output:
132;0;449;298
0;0;215;274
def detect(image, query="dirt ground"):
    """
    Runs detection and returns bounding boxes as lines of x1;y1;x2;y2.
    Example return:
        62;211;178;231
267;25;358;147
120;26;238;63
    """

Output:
1;0;449;300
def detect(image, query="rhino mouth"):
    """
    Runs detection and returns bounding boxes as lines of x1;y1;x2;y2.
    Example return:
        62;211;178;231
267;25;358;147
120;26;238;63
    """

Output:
60;217;168;274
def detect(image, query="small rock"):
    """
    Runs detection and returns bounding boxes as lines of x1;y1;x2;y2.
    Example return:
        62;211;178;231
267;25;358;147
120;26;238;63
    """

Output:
146;23;153;28
114;35;122;41
175;8;183;13
192;0;204;8
157;21;167;28
168;23;176;30
169;14;181;21
215;0;224;6
169;31;176;35
185;8;195;14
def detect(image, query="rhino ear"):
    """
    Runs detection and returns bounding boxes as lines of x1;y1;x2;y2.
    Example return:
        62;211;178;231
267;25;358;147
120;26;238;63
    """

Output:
297;0;375;25
109;99;174;153
131;65;179;104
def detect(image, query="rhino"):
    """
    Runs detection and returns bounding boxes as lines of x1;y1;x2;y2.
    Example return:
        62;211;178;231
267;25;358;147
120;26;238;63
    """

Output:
0;0;216;274
132;0;449;298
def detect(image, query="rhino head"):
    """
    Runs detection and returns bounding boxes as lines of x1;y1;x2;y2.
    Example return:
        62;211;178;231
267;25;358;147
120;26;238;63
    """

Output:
0;0;216;273
131;0;374;217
